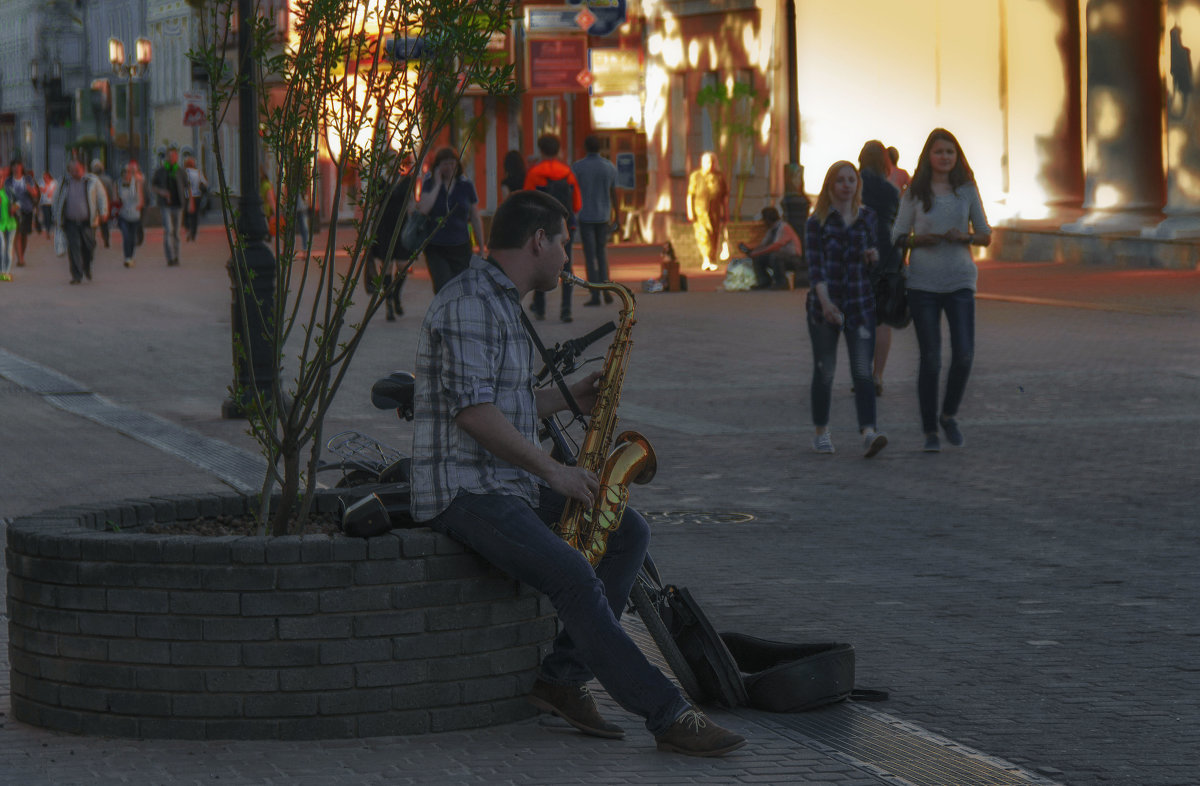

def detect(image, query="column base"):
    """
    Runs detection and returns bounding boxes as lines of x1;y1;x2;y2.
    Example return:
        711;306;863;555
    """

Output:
1060;209;1161;234
1140;213;1200;239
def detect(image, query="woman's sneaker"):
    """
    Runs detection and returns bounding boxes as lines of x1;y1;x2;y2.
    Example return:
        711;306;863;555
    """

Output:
923;433;942;453
863;431;888;458
813;432;835;454
655;708;746;757
939;416;965;447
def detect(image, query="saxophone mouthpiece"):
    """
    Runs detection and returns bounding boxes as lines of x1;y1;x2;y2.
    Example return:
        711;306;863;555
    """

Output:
560;271;589;287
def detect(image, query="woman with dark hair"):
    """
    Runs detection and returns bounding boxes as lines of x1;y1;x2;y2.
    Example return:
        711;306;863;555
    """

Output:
416;147;486;293
500;150;525;199
857;140;901;396
805;161;888;458
891;128;991;452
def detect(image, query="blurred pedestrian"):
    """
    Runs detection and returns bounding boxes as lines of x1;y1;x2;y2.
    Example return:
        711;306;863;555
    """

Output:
524;134;581;322
0;165;15;281
805;161;887;458
886;146;911;193
572;134;618;304
416;147;485;294
183;155;207;242
891;128;991;452
90;160;116;249
151;145;188;265
52;158;108;284
500;149;525;199
370;166;415;320
116;162;145;268
4;160;40;268
858;140;902;396
39;171;57;240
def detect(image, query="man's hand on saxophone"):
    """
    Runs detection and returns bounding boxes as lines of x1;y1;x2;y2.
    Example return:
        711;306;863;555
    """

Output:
535;371;602;418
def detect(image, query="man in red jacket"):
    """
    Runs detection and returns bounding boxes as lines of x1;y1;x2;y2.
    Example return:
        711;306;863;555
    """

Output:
524;134;582;323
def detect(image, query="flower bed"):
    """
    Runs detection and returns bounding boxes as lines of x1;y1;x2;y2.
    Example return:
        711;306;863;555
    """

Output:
5;492;556;740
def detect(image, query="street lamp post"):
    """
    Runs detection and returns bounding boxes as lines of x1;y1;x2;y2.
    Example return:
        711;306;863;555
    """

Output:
30;58;63;173
220;0;277;418
108;36;152;172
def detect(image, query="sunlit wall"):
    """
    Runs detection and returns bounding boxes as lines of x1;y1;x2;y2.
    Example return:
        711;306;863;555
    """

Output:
794;0;1079;220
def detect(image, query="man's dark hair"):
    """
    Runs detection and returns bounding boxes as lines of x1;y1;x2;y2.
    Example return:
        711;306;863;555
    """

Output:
761;206;780;224
583;135;602;154
536;134;561;158
488;190;570;251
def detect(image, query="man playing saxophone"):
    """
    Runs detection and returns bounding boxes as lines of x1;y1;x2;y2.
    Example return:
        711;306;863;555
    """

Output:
409;190;746;757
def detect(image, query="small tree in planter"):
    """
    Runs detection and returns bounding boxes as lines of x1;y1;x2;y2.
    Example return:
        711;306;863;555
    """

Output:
191;0;515;534
696;78;767;219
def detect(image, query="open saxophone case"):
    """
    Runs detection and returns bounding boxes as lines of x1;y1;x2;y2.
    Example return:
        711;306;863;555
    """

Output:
630;556;888;712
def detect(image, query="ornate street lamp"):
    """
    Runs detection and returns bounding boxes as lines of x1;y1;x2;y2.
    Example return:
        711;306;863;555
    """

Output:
30;58;63;172
108;36;152;171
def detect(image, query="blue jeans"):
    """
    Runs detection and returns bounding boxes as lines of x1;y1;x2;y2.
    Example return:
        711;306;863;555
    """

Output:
907;288;975;434
578;221;610;289
118;217;140;261
0;229;13;275
807;313;877;431
161;206;182;263
430;488;688;735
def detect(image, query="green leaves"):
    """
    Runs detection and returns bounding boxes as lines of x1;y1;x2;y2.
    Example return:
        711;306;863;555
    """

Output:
194;0;517;534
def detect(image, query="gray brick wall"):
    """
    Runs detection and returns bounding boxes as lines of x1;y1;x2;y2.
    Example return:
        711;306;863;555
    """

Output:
5;492;557;740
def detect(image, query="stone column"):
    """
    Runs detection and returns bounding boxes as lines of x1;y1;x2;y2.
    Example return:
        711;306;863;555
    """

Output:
1063;0;1165;233
1145;0;1200;238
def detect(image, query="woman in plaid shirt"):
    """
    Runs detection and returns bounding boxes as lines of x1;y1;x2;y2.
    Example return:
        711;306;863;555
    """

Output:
805;161;889;458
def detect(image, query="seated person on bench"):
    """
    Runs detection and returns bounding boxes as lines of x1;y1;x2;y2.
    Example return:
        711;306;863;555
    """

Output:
738;206;803;290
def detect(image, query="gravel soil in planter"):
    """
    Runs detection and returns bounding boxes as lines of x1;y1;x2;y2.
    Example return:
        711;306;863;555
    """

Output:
5;490;557;740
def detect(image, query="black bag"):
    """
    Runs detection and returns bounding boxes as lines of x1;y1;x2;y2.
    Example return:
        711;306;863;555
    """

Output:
873;257;911;328
632;575;886;712
401;211;435;252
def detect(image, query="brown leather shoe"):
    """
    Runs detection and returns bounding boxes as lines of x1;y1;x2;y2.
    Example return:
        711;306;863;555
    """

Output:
527;679;625;739
655;707;746;757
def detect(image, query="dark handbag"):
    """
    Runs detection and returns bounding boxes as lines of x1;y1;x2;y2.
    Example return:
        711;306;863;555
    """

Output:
873;249;911;328
400;211;434;252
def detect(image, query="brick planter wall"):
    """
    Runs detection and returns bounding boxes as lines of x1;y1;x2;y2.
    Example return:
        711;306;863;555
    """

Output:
5;492;557;740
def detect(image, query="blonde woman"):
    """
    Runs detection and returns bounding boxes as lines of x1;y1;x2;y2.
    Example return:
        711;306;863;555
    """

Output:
805;161;887;458
891;128;990;452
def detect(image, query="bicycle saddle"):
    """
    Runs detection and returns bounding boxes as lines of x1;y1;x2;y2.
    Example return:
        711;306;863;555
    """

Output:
371;371;415;419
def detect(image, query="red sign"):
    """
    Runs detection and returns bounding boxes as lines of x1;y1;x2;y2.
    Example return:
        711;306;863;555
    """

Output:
575;8;597;31
528;38;588;92
576;69;594;88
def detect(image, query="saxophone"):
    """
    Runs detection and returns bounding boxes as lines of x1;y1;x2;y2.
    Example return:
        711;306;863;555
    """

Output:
555;271;657;567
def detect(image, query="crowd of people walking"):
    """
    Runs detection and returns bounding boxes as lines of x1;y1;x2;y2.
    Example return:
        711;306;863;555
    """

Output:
0;142;211;282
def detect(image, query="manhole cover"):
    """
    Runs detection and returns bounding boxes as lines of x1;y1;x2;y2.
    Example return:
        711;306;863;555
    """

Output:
642;511;755;526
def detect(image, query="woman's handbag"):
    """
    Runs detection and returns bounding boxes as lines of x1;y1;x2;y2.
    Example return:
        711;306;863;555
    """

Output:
400;211;435;252
873;247;911;328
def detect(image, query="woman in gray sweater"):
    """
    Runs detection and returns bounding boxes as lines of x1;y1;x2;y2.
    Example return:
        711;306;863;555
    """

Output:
891;128;990;452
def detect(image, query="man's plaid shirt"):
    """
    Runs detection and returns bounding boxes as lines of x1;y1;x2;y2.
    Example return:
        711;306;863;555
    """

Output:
409;257;542;522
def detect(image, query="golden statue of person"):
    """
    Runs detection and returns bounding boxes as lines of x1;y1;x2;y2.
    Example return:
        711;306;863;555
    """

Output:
686;152;729;271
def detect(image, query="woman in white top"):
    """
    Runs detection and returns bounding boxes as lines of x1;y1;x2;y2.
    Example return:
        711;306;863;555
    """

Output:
39;172;57;239
183;156;206;242
891;128;991;453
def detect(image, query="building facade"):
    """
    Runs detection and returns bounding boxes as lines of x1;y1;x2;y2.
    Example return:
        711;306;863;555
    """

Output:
2;0;1196;257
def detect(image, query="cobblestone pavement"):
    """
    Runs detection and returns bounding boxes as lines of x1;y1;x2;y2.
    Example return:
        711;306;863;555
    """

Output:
2;227;1198;784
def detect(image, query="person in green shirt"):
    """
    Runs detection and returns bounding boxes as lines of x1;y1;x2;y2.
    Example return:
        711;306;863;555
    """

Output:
0;165;18;281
